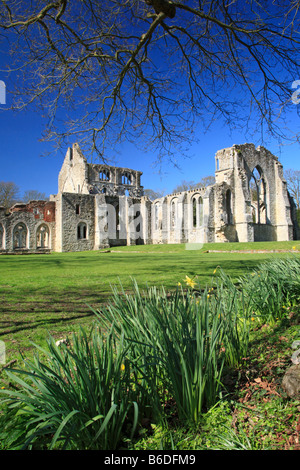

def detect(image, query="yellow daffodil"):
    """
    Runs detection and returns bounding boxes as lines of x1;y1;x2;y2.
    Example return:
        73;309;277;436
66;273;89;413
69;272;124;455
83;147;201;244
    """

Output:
184;275;197;289
292;246;296;250
177;282;181;286
120;364;125;371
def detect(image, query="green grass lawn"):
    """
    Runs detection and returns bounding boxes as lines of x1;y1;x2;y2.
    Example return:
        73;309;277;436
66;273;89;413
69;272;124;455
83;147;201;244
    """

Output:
0;240;299;450
0;241;299;362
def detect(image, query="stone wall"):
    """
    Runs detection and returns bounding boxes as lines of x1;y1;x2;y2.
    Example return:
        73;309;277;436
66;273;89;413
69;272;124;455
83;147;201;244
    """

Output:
58;143;144;197
214;143;297;242
57;193;95;252
0;201;55;251
2;142;298;254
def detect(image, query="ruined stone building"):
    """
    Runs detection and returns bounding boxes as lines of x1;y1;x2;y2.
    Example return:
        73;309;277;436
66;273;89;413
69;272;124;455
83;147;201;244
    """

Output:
0;142;298;253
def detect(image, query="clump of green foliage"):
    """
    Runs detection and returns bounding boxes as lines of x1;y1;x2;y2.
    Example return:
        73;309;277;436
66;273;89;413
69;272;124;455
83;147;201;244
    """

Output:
0;256;299;450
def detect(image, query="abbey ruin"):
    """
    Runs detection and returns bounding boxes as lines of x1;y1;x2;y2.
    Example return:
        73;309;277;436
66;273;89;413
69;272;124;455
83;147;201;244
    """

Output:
0;142;299;252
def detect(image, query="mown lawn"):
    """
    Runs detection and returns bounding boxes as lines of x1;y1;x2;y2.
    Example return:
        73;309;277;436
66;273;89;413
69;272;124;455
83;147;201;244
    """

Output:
0;241;299;450
0;241;299;361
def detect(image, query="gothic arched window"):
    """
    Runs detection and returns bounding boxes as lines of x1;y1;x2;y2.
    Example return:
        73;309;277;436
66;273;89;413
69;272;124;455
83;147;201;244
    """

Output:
13;223;28;249
192;195;203;228
249;166;267;224
36;224;50;248
225;189;233;225
170;198;178;229
0;224;4;248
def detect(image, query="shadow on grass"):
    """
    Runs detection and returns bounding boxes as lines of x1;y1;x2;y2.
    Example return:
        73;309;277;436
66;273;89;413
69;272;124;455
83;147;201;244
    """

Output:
0;253;287;340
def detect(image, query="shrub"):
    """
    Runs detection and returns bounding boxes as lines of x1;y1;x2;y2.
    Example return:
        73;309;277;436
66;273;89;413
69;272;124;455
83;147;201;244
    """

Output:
0;327;139;450
238;256;300;323
211;269;252;368
94;280;249;426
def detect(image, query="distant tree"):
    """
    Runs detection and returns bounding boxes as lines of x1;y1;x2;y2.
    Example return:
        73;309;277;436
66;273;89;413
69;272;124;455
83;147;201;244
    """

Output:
172;175;215;193
0;181;20;208
284;169;300;210
144;188;166;200
23;190;48;202
284;169;300;226
172;180;197;193
198;175;215;187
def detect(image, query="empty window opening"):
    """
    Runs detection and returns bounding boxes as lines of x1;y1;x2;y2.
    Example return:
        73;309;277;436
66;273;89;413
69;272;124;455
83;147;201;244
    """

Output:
76;204;80;215
170;199;178;229
77;222;87;240
116;203;120;231
154;203;160;230
249;166;267;224
13;223;28;249
37;224;50;248
122;172;132;185
0;224;3;248
192;196;203;228
226;189;233;225
193;198;197;227
100;169;110;181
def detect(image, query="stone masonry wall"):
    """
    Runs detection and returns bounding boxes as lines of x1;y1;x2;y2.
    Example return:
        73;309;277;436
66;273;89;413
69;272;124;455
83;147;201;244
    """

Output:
59;193;95;252
0;201;55;251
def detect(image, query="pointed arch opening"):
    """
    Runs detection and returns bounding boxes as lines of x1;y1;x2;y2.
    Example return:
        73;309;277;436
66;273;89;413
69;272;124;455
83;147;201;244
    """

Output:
0;223;4;249
225;189;233;225
170;198;178;229
13;223;28;249
249;166;268;224
192;195;203;228
36;224;50;249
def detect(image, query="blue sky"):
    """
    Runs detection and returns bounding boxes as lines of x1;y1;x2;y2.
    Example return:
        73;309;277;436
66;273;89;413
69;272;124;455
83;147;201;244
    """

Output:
1;97;299;200
1;37;300;200
1;2;300;201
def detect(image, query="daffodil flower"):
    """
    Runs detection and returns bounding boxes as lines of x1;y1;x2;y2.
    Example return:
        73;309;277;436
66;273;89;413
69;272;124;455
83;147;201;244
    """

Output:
184;275;197;289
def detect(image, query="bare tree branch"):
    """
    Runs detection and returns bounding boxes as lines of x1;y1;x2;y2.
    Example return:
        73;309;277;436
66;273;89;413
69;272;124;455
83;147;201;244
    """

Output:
0;0;300;163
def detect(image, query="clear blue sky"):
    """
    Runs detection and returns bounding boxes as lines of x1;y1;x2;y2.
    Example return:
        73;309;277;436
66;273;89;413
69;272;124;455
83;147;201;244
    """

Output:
1;3;300;200
1;70;300;200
